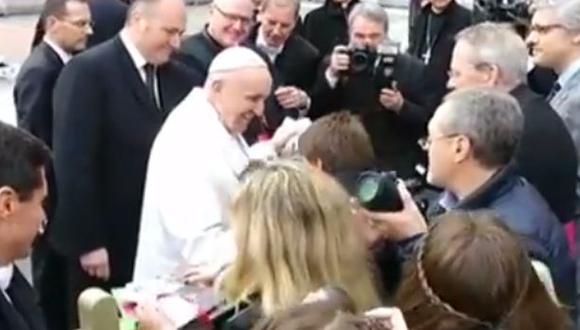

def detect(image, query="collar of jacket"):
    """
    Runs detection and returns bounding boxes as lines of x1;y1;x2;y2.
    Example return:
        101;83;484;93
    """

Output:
202;25;227;53
440;164;519;211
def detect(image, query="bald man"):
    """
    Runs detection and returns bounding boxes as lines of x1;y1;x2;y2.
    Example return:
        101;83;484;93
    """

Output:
50;0;202;325
133;47;272;282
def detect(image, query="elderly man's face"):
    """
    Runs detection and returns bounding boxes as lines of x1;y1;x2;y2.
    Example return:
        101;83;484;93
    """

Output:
136;0;187;65
213;67;272;134
526;8;580;72
349;16;386;50
209;0;255;47
258;4;297;48
425;104;460;188
447;40;491;90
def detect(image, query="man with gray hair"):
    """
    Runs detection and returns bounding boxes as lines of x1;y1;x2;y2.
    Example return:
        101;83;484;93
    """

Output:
310;1;429;179
448;22;577;224
527;0;580;189
364;88;575;308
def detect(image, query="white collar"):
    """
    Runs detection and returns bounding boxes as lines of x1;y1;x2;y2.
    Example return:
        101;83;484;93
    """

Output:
558;57;580;88
0;264;14;292
120;29;148;71
256;29;284;60
43;36;72;64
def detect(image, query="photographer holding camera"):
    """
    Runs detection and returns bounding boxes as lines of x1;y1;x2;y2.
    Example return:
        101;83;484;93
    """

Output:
364;88;575;308
309;1;431;179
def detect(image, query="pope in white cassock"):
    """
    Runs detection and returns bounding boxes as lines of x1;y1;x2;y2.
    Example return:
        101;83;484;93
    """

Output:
133;47;279;282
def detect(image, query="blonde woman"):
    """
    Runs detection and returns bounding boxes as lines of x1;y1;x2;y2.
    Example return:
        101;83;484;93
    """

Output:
221;158;380;317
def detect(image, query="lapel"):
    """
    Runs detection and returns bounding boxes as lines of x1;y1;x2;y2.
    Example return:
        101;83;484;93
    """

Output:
0;268;45;330
38;42;65;70
112;37;163;117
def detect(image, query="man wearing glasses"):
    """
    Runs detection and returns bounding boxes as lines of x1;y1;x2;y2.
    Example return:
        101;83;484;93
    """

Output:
448;22;577;225
527;0;580;174
13;1;92;329
178;0;256;78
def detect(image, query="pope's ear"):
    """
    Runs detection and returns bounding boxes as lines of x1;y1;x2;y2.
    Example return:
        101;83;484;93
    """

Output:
210;79;224;93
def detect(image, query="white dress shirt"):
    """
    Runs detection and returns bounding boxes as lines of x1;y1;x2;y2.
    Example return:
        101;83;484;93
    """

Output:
557;58;580;91
0;264;14;303
256;30;284;63
43;37;72;64
119;29;160;105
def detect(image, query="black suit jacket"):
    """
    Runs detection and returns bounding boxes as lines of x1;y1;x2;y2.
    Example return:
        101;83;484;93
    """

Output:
50;36;203;285
301;0;359;57
511;84;578;222
31;0;128;50
408;1;471;105
245;27;320;140
309;53;428;178
87;0;128;47
0;268;46;330
14;42;64;147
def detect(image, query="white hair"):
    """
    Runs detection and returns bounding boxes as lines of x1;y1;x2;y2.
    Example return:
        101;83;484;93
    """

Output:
205;46;268;87
348;1;389;33
455;22;528;87
534;0;580;31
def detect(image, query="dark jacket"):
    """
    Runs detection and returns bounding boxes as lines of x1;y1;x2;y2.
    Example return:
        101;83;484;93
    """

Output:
408;1;472;107
301;0;359;57
511;84;578;222
31;0;128;49
50;36;203;285
309;53;429;178
175;28;223;80
245;26;321;140
0;267;46;330
528;66;558;97
426;166;576;306
14;42;63;147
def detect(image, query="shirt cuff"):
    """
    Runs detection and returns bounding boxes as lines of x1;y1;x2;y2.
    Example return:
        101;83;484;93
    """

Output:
325;68;339;89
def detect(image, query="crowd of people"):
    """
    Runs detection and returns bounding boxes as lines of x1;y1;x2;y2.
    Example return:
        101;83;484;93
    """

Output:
0;0;578;329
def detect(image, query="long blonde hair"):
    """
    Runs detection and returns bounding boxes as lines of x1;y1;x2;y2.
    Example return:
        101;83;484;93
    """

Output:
221;158;380;316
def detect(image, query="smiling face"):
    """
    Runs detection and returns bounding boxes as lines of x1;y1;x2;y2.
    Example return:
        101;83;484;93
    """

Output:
210;67;273;134
258;2;297;48
208;0;256;47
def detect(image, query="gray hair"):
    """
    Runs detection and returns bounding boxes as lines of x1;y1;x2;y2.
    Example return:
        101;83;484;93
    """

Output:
260;0;301;17
455;22;528;87
440;88;523;168
534;0;580;31
348;1;389;33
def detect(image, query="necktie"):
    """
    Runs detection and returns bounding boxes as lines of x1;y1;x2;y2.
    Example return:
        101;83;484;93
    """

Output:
547;82;561;102
144;64;161;110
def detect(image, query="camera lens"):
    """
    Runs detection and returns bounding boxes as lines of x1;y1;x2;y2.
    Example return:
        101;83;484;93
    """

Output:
358;176;380;204
351;52;369;73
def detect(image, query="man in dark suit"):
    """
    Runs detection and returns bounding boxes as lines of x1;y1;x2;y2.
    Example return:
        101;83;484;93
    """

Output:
408;0;471;109
14;1;92;329
32;0;128;50
301;0;359;57
449;22;578;223
49;0;202;327
0;123;51;330
245;0;319;140
309;2;429;179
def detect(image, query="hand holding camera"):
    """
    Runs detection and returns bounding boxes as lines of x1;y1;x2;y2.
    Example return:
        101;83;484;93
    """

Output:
328;45;351;79
379;81;404;113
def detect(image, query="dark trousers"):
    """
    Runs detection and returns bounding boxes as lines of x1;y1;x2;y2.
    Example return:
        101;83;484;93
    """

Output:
31;237;68;330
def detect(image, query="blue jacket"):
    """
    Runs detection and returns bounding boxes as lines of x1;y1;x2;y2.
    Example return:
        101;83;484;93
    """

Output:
426;166;575;307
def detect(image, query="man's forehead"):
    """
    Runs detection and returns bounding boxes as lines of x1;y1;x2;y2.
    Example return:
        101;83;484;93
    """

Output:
216;0;255;14
65;0;91;15
532;8;557;23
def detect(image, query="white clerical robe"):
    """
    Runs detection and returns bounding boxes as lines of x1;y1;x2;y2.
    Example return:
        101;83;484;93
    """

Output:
133;88;262;282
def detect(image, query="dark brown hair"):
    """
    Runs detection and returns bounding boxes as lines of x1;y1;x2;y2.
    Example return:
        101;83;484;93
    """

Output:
395;211;571;330
298;111;375;174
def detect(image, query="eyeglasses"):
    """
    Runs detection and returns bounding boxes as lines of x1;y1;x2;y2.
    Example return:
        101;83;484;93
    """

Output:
213;4;254;26
62;18;94;30
528;23;565;35
418;134;460;151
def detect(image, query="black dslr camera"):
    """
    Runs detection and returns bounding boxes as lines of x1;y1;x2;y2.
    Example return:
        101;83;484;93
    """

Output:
338;42;400;90
355;171;403;212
